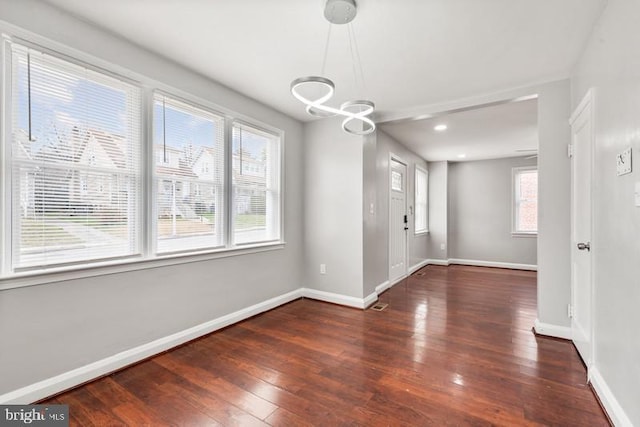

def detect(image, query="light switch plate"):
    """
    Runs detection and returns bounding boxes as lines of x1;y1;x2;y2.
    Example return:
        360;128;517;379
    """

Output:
617;147;632;176
635;182;640;207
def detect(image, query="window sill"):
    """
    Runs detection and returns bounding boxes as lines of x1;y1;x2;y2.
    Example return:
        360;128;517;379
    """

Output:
415;230;430;236
511;232;537;238
0;241;286;291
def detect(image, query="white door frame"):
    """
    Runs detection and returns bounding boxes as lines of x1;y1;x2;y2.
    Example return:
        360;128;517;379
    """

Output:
389;153;409;283
569;88;596;377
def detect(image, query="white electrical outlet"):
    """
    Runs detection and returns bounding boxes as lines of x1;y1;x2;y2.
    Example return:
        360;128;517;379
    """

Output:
440;243;445;251
320;264;326;274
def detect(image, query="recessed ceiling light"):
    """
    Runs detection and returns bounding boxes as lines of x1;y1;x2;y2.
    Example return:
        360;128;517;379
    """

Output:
434;124;447;132
457;154;466;159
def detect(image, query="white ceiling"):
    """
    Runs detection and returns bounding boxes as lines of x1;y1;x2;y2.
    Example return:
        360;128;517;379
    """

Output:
40;0;603;162
381;98;538;162
43;0;605;123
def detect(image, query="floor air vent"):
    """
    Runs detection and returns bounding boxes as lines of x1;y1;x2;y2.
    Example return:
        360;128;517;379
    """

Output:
370;302;388;311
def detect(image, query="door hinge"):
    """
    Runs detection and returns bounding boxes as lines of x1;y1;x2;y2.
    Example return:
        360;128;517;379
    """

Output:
567;304;573;319
567;144;574;158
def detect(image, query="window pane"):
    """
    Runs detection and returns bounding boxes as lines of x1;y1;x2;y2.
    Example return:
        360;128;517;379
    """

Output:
515;169;538;232
232;124;280;245
11;44;141;269
153;95;224;253
391;170;403;192
415;168;428;233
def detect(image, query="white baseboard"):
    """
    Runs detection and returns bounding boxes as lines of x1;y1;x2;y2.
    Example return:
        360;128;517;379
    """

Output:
363;291;378;308
408;259;429;274
449;258;537;271
590;367;633;427
0;288;304;405
533;319;572;340
302;288;372;309
425;258;450;266
375;280;391;294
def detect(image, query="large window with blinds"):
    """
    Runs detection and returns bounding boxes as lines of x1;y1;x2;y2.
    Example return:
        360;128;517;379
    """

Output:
8;43;142;270
232;124;281;245
153;94;225;253
2;40;283;279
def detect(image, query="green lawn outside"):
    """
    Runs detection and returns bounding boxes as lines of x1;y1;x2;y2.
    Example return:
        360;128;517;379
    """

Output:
20;219;83;247
19;213;265;247
235;214;265;229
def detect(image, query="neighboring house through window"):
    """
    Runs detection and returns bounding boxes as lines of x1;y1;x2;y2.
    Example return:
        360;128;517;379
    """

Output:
1;39;284;280
153;94;225;254
232;123;281;245
8;42;142;270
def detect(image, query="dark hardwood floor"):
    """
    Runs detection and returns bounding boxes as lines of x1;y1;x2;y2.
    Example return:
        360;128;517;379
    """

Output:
43;265;609;426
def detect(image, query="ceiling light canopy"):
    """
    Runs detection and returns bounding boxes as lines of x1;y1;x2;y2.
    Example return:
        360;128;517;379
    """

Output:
434;124;448;132
290;0;375;136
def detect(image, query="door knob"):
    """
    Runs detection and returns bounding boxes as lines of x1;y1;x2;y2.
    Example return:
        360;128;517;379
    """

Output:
576;242;590;251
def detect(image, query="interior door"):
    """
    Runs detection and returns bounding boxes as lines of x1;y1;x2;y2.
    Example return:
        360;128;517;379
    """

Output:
570;91;594;370
389;158;408;283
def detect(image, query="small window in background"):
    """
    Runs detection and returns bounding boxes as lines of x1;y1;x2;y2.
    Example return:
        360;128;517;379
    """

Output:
513;167;538;234
415;167;428;233
153;94;225;254
232;123;281;245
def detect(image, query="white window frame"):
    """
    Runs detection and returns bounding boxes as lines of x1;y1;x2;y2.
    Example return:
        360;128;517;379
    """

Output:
0;33;285;290
231;121;282;246
414;166;429;234
4;38;144;272
151;91;227;255
512;166;538;237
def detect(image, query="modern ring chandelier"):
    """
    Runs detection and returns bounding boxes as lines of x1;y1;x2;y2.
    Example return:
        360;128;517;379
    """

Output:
290;0;376;135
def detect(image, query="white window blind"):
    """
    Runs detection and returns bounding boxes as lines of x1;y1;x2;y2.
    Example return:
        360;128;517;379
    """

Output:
415;167;428;233
513;168;538;233
232;123;281;245
153;94;225;253
9;43;142;270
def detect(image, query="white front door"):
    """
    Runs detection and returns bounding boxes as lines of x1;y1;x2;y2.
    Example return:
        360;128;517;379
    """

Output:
570;90;594;371
389;158;408;283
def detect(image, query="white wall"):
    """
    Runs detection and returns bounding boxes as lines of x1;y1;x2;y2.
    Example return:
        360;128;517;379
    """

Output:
362;130;429;295
363;131;384;295
448;157;537;266
304;119;364;299
536;80;572;329
426;161;449;261
572;0;640;423
0;0;304;396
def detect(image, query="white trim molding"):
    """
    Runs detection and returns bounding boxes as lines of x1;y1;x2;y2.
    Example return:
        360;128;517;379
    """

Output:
590;367;633;427
449;258;537;271
363;291;378;308
409;259;429;274
0;288;304;404
375;280;391;295
425;258;450;266
533;319;572;340
375;273;410;296
301;288;374;309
